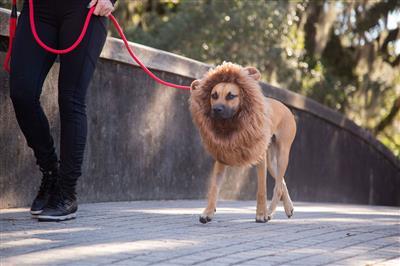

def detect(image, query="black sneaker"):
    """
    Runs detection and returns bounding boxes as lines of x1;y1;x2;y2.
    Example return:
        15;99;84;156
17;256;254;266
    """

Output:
30;164;58;215
37;180;78;222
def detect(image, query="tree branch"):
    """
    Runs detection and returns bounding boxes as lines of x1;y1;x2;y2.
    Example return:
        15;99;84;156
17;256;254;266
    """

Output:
355;0;399;33
374;96;400;135
380;28;400;53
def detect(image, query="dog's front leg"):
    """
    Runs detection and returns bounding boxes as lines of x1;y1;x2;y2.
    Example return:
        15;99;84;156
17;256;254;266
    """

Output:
256;153;268;223
200;161;226;224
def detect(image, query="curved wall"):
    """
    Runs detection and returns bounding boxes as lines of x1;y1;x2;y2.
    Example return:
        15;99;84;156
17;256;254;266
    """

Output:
1;8;399;208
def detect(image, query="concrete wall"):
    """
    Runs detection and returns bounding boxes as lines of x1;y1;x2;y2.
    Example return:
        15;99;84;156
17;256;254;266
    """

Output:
1;8;399;208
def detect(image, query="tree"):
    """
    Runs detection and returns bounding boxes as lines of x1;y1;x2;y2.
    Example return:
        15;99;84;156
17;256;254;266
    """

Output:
294;0;400;156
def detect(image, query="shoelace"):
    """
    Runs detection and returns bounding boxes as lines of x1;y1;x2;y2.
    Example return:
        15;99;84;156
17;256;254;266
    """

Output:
37;168;56;197
46;177;76;209
46;177;65;208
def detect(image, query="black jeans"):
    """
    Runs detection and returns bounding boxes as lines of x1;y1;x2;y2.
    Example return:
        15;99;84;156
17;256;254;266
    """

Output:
10;0;107;180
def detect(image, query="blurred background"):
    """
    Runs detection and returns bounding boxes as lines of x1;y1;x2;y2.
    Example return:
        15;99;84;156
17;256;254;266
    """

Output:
1;0;399;157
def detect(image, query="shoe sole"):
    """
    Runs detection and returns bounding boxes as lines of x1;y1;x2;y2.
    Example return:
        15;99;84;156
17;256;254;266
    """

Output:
30;210;43;215
38;212;77;222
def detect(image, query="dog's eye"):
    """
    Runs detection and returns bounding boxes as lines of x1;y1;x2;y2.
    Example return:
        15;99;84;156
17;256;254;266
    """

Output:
211;92;218;100
226;92;238;100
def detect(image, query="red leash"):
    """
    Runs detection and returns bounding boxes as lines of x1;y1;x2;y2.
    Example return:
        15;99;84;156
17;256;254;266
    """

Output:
4;0;191;91
3;0;16;73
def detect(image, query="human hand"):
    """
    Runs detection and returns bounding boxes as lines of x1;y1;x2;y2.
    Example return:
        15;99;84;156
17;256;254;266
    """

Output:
88;0;115;17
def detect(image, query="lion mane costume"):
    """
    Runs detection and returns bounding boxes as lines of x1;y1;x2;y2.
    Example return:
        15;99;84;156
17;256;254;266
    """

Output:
189;62;272;166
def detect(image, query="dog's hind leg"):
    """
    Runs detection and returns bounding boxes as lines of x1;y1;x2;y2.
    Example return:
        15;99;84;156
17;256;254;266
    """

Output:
200;161;226;224
281;179;294;218
256;153;268;223
267;142;292;220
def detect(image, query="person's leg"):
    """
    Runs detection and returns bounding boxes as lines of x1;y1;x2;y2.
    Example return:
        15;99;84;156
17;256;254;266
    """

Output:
10;1;58;170
9;0;59;214
38;1;108;221
58;1;108;184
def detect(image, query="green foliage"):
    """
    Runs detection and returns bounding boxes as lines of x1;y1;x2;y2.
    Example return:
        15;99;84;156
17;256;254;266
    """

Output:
120;0;290;67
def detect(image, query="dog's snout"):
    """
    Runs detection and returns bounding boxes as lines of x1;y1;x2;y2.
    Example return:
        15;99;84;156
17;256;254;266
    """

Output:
212;104;235;119
213;105;225;113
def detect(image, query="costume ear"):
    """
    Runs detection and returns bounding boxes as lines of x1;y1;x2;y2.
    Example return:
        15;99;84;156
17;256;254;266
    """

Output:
244;67;261;81
190;79;201;91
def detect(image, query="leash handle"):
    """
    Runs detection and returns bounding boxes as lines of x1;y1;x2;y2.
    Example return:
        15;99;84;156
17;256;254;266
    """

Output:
27;0;191;91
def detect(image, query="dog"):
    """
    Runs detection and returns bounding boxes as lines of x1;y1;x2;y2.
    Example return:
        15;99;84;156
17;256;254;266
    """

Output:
189;62;297;223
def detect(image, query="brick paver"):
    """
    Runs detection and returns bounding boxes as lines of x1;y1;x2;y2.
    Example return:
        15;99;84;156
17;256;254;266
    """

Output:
1;200;399;265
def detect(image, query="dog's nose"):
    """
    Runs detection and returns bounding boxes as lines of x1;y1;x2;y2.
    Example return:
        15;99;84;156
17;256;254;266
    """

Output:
213;105;225;113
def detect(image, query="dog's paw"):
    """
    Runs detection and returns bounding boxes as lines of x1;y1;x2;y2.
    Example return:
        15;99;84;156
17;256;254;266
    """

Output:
199;215;212;224
286;208;294;218
265;212;274;221
283;200;294;218
199;209;215;224
255;214;270;223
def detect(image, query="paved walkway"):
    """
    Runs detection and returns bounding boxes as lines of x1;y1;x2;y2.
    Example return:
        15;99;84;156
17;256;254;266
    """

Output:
1;200;399;265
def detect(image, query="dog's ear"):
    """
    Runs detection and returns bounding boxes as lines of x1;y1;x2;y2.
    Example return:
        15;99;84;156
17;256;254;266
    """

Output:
244;67;261;81
190;79;201;91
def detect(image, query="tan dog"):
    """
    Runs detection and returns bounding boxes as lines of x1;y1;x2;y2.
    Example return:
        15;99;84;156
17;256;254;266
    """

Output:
189;62;296;223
